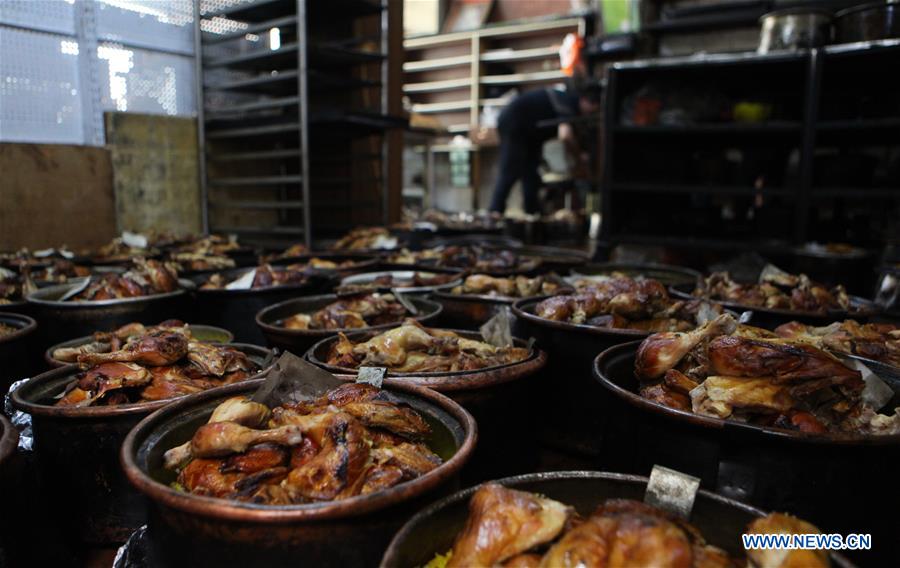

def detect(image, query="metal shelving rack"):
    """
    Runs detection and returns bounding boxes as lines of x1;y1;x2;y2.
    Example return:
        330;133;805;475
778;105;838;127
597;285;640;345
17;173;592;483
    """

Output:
598;41;900;257
194;0;398;247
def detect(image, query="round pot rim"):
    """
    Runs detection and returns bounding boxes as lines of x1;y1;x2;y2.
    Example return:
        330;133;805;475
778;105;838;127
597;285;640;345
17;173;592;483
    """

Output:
669;282;880;320
305;327;545;383
836;0;900;19
380;470;772;568
593;341;900;446
759;7;835;21
44;324;236;368
270;253;381;272
192;268;331;296
0;413;17;467
0;311;38;345
432;289;518;305
26;280;190;307
11;343;273;418
120;378;478;523
432;274;573;305
384;258;543;277
255;294;443;339
570;261;703;282
339;270;464;294
511;296;651;339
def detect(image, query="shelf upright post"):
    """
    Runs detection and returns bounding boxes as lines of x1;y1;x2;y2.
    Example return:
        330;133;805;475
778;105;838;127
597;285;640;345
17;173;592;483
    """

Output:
297;0;312;247
797;48;822;245
193;0;209;235
597;65;619;260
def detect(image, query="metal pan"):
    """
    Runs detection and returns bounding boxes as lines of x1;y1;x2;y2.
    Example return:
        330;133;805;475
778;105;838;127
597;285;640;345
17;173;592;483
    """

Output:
0;414;20;562
571;262;702;286
191;269;335;344
593;342;899;565
339;270;463;295
669;282;881;329
120;378;477;568
835;0;900;43
431;275;572;329
380;471;854;568
511;295;653;458
26;279;192;347
9;343;273;546
306;329;545;482
44;324;235;369
270;252;381;277
255;294;442;356
0;312;38;392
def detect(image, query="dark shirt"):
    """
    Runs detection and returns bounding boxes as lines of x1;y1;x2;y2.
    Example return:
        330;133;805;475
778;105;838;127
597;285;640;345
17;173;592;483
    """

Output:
497;88;579;143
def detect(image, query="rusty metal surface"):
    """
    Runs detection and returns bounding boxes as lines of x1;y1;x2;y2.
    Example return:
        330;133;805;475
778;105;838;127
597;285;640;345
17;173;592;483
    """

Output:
9;344;272;546
593;342;899;565
255;294;443;356
119;378;477;567
379;471;855;568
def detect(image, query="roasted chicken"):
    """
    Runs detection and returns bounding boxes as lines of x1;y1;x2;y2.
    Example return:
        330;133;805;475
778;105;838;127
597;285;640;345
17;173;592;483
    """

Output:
52;320;190;363
165;383;441;505
388;246;539;273
634;314;899;435
695;267;851;313
438;484;824;568
331;227;396;251
200;263;310;290
775;320;900;368
450;274;565;298
536;274;720;332
70;258;179;301
55;332;261;407
279;293;409;331
324;319;530;372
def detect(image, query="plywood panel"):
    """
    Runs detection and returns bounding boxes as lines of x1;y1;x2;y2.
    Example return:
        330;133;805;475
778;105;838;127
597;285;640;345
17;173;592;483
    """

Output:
0;142;116;250
104;112;202;236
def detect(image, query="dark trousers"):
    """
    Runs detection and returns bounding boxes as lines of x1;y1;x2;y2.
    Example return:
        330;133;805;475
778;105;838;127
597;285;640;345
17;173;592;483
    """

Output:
489;130;544;215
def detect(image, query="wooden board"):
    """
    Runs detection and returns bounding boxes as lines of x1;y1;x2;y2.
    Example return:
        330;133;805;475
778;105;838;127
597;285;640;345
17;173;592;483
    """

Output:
104;112;202;236
0;142;117;250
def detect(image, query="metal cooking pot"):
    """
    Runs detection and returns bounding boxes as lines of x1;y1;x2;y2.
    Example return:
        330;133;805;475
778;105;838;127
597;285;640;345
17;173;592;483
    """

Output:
10;344;273;546
120;378;477;568
190;269;335;344
0;312;38;392
669;281;880;329
380;471;854;568
255;294;443;355
306;329;546;482
26;279;192;347
593;342;899;565
835;0;900;43
758;8;833;53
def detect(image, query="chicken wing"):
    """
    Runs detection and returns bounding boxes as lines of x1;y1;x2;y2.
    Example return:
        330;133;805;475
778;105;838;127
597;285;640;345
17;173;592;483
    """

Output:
77;329;188;367
447;484;572;568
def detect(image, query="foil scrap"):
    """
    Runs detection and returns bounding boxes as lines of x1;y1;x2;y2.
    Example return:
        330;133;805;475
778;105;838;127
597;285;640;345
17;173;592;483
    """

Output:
4;378;32;452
